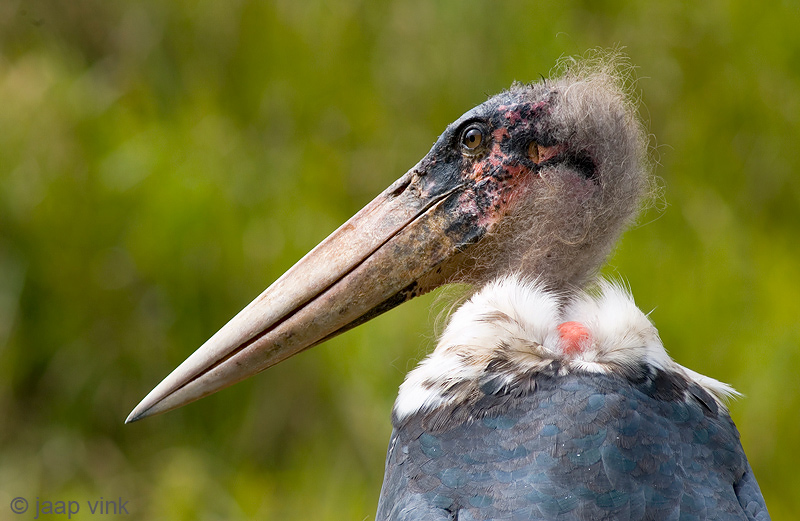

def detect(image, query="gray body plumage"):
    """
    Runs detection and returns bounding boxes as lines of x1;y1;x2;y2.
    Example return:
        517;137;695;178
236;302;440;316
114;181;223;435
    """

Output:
376;276;769;521
377;371;768;521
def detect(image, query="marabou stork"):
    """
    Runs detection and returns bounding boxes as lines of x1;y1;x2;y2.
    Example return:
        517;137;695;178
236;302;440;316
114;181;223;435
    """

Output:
128;58;770;520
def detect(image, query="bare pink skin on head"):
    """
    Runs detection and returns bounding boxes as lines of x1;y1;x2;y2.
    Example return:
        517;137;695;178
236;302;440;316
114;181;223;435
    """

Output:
460;99;598;232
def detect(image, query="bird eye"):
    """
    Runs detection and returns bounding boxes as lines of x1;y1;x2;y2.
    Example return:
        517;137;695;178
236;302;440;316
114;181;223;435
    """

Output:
461;125;485;152
528;141;542;164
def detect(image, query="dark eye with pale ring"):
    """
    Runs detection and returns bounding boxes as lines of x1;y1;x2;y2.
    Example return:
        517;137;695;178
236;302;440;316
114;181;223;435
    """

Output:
460;125;486;154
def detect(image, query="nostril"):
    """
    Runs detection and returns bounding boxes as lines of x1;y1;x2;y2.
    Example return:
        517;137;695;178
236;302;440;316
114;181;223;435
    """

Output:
388;176;412;198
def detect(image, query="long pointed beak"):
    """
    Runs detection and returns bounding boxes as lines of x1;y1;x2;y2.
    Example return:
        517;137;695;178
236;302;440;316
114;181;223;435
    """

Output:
126;161;485;422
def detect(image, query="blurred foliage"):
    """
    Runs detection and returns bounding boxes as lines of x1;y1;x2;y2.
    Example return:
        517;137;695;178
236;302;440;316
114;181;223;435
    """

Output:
1;0;799;519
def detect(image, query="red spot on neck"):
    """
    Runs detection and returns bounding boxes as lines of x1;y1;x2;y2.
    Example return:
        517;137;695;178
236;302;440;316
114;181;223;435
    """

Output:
558;321;591;356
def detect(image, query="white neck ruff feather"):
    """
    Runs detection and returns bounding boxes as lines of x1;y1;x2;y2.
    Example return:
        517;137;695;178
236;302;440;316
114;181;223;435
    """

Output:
394;275;738;422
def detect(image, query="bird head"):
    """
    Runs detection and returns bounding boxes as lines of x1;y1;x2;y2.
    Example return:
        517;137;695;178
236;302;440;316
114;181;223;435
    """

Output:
127;58;648;422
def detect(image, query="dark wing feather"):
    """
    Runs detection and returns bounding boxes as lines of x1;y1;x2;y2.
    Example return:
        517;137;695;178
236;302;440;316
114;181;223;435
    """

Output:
376;372;769;521
735;463;770;521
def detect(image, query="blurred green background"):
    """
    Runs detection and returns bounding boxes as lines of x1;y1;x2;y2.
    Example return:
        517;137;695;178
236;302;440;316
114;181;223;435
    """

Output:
1;0;799;519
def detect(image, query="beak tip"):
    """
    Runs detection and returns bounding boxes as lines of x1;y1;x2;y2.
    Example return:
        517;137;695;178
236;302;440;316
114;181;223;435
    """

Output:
126;388;168;424
125;403;150;424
